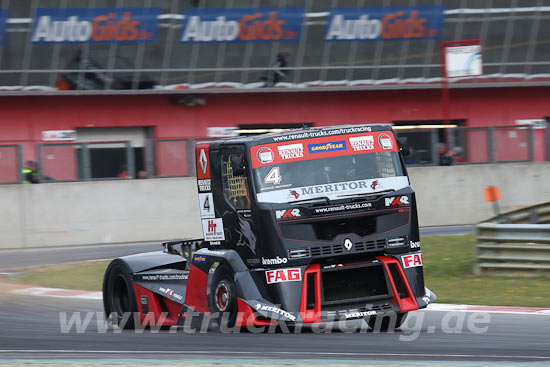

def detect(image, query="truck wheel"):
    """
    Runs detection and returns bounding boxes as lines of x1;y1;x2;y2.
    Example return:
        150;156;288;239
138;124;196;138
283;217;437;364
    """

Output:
104;261;138;329
209;266;238;329
367;313;408;331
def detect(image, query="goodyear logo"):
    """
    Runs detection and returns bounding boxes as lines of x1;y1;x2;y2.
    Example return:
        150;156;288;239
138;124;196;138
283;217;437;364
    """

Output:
325;6;444;41
193;255;207;263
308;141;347;154
181;7;304;43
31;8;159;43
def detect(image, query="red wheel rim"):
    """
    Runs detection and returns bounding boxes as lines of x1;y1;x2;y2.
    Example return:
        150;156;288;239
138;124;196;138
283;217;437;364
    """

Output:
216;282;229;311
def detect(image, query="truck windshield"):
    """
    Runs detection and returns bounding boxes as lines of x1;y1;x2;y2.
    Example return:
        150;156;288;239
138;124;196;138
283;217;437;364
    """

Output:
252;149;407;204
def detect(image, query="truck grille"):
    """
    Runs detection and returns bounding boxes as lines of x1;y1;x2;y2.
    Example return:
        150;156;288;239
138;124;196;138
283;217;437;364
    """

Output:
288;237;404;259
322;263;390;305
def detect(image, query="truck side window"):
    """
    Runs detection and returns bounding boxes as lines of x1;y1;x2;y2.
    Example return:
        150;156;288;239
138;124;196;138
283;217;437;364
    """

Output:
221;150;251;211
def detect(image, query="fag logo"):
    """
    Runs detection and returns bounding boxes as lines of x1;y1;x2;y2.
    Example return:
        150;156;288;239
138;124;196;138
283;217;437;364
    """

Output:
276;209;301;219
199;149;208;174
265;268;302;284
402;253;423;268
385;196;409;206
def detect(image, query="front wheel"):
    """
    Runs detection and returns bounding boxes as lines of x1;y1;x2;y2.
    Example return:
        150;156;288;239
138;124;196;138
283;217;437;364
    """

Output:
208;265;238;330
366;312;408;332
103;260;138;329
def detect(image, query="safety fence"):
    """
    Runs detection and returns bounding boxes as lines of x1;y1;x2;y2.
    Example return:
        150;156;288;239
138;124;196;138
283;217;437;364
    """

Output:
475;222;550;276
1;123;550;183
396;124;546;166
2;2;550;94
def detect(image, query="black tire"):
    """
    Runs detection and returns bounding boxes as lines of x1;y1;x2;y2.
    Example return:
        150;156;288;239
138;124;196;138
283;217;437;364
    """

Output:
367;312;408;332
103;260;138;330
208;265;238;330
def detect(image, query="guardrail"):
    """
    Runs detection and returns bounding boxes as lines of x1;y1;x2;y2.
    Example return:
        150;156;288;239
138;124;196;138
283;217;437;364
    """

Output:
474;222;550;276
486;202;550;225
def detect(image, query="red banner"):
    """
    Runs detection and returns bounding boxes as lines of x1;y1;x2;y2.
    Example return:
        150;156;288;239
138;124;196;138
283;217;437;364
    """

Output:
250;131;398;169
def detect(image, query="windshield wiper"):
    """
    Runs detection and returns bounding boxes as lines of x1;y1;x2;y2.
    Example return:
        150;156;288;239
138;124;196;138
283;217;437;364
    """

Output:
336;189;395;199
288;196;330;205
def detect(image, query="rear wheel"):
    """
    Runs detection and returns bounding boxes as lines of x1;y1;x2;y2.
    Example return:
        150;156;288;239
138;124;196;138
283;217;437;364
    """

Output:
367;312;408;332
208;266;238;329
103;261;138;329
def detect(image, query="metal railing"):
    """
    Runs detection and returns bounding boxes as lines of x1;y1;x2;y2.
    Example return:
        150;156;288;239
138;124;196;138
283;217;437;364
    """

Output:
2;2;550;94
0;122;548;184
396;124;546;166
475;222;550;276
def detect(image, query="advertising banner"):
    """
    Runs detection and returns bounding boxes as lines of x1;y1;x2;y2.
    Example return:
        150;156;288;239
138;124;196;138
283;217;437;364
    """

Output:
31;7;159;43
325;6;444;41
250;131;399;169
0;10;8;46
445;44;482;77
181;7;304;43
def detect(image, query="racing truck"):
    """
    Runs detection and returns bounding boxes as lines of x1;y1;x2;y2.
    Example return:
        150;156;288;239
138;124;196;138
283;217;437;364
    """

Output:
103;124;436;331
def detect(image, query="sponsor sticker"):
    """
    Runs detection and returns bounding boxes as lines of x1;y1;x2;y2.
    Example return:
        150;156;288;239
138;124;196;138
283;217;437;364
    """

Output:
277;143;304;160
378;133;393;150
384;196;409;207
159;286;183;301
410;241;420;249
138;273;189;281
308;140;347;154
181;7;304;43
262;256;288;265
255;303;296;321
257;176;409;204
193;255;207;263
198;179;211;192
349;135;374;152
201;218;225;241
344;310;377;319
265;268;302;284
257;147;274;164
313;202;372;214
402;253;423;268
31;8;159;43
199;193;215;219
275;208;301;219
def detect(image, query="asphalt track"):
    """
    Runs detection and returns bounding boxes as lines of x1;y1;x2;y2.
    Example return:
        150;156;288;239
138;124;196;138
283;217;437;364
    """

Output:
4;224;550;366
0;291;549;365
0;225;473;271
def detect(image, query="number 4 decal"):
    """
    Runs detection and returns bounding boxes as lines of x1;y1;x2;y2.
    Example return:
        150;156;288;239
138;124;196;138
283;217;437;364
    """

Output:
264;167;282;184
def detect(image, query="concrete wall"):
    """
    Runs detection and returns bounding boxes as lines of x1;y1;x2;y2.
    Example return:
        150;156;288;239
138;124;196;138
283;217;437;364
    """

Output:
2;163;550;249
409;163;550;227
0;178;202;249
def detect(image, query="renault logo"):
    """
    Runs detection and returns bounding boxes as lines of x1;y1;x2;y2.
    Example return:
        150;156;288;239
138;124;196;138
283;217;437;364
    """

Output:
199;149;208;174
344;238;353;251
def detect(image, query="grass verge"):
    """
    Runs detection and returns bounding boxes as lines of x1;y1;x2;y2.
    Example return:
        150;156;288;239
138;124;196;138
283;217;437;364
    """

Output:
13;235;550;307
17;260;109;291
